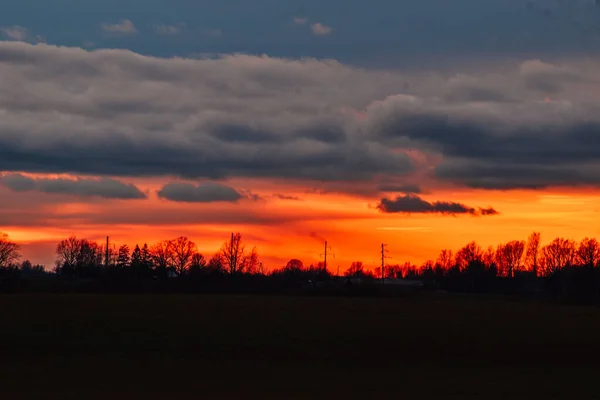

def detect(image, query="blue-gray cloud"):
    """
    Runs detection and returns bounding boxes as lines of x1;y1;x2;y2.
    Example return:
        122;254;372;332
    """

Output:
2;41;600;192
157;182;243;203
0;173;146;199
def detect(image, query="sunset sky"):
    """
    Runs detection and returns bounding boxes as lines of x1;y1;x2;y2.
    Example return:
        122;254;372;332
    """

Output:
3;0;600;271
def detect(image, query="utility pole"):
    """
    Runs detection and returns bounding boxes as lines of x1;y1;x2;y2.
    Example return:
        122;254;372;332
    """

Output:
324;241;327;271
381;243;389;285
320;241;335;273
230;232;235;274
105;236;109;268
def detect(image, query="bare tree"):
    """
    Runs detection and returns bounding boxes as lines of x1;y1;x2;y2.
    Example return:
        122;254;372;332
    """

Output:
207;253;225;272
56;236;81;268
78;240;102;268
190;253;206;270
525;232;541;276
483;246;496;270
150;240;174;271
577;237;600;269
495;240;525;277
455;241;482;271
241;247;260;274
436;249;454;273
0;233;21;268
219;233;246;274
540;237;576;277
345;261;364;277
170;236;198;275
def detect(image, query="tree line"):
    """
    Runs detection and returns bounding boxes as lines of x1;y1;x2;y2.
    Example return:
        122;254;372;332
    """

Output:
2;231;600;302
53;233;260;278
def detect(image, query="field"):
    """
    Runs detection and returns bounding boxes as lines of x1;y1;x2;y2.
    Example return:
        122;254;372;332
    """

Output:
1;293;600;399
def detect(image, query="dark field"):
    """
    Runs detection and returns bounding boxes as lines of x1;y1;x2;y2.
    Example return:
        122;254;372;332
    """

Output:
1;294;600;399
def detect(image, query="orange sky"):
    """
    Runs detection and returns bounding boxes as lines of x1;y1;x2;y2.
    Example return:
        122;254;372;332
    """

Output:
4;175;600;273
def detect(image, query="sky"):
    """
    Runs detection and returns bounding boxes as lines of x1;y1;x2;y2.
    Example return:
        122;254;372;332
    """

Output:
3;0;600;271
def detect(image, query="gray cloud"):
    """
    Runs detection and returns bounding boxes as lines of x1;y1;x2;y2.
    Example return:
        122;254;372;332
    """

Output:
0;173;146;199
2;42;600;191
377;194;498;216
0;41;413;186
157;182;243;203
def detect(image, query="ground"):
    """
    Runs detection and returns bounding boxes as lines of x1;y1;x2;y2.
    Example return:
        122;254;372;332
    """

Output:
0;293;599;399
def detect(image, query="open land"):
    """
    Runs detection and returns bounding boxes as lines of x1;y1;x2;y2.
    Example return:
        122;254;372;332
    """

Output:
1;293;599;399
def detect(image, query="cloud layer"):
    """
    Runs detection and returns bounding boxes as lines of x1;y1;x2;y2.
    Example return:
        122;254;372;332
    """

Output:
377;195;498;216
1;42;600;193
157;182;243;203
0;173;145;199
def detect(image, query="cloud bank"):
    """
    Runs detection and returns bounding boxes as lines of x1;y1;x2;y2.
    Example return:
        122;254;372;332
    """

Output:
1;42;600;193
0;173;146;199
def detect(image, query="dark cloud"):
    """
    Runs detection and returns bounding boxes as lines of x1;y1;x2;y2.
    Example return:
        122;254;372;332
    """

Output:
0;173;146;199
3;41;600;192
0;41;413;186
157;182;243;203
378;184;422;194
376;194;498;216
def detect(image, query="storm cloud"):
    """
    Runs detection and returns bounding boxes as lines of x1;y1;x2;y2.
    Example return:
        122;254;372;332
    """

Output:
0;173;146;199
377;194;498;216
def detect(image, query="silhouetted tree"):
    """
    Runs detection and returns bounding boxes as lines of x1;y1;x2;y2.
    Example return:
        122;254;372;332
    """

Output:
495;240;525;278
285;259;304;274
577;237;600;269
56;236;81;271
171;236;197;275
207;253;225;273
151;240;174;278
483;246;496;271
345;261;365;277
525;232;541;276
219;233;246;275
455;242;482;272
190;252;206;269
0;233;21;268
540;238;576;277
240;247;260;274
436;249;454;275
117;244;130;268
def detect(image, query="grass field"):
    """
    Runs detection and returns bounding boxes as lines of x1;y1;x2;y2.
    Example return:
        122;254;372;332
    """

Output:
1;293;600;399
